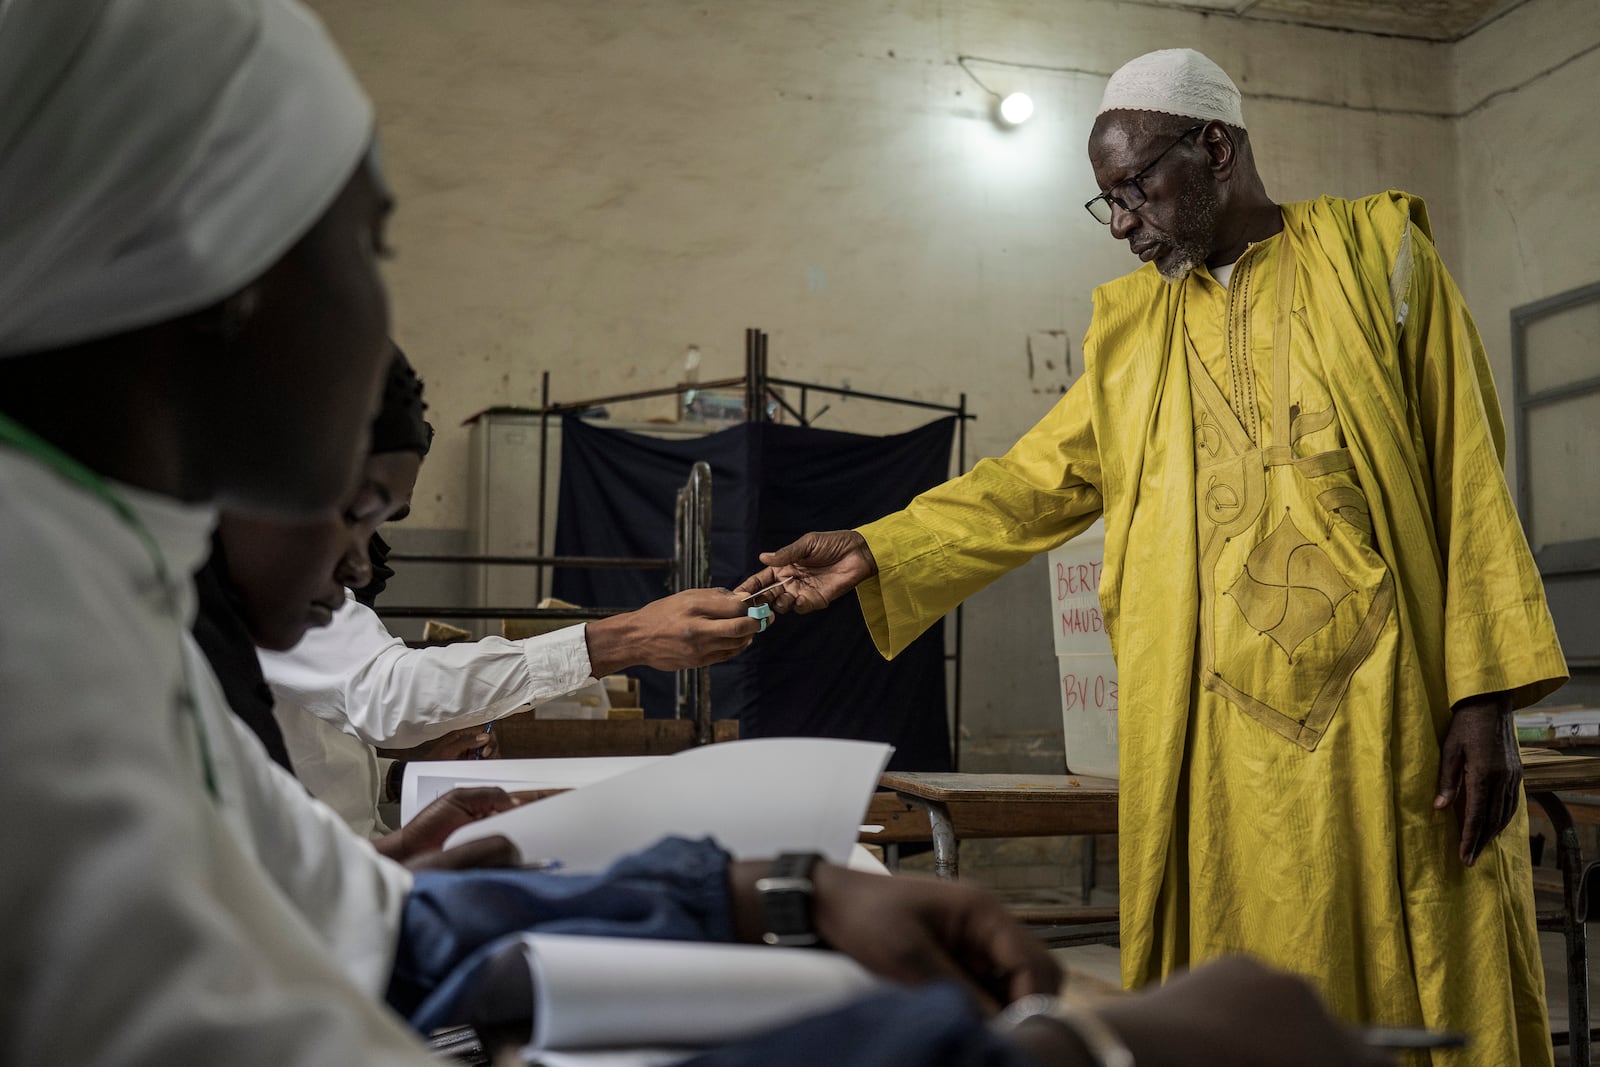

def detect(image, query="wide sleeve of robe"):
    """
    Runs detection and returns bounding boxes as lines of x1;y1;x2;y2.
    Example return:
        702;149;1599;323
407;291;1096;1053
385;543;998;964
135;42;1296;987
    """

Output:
854;379;1104;659
1395;218;1568;709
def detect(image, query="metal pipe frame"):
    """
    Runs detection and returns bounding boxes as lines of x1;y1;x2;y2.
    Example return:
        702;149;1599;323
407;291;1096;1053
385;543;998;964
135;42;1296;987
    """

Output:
536;372;550;602
386;553;671;570
445;329;975;753
671;461;715;741
377;606;628;620
764;376;973;417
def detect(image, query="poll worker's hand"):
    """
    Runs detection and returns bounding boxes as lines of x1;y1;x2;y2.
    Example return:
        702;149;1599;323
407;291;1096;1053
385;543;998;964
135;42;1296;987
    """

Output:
1024;956;1394;1067
584;588;761;677
735;529;878;615
728;861;1060;1013
379;723;497;762
401;836;522;873
375;786;521;870
1433;690;1520;867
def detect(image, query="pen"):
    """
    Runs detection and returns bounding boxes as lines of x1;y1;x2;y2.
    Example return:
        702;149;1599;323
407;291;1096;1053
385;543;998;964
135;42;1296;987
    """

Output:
741;576;795;603
472;721;493;760
1360;1026;1468;1050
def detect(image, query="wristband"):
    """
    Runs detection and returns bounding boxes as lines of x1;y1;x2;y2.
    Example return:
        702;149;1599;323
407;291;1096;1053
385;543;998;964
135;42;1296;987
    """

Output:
995;994;1135;1067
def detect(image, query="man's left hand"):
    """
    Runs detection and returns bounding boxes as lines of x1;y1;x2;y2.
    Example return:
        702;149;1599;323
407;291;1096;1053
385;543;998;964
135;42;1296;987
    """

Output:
375;786;522;870
379;723;498;762
1433;691;1520;867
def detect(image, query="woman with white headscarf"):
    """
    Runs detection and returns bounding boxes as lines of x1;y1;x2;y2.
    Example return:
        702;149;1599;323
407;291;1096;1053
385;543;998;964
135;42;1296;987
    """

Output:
0;0;438;1062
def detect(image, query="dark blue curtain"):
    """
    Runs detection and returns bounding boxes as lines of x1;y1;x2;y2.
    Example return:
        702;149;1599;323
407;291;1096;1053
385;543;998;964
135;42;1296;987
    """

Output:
553;416;953;772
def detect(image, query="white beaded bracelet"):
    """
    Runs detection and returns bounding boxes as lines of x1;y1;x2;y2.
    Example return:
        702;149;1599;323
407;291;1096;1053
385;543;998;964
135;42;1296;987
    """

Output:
994;994;1136;1067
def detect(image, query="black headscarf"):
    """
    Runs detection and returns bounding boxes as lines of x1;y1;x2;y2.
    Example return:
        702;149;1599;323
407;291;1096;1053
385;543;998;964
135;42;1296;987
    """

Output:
369;342;433;457
192;534;296;772
354;343;432;607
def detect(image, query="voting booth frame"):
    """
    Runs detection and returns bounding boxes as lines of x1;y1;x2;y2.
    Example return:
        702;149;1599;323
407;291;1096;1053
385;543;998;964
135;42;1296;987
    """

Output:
372;327;979;765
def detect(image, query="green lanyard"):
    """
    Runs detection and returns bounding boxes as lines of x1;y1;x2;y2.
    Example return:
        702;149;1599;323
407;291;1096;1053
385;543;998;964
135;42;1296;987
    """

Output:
0;410;219;797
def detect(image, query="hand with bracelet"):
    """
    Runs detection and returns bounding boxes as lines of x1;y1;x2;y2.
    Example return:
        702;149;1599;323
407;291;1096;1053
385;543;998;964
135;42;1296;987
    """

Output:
728;856;1391;1067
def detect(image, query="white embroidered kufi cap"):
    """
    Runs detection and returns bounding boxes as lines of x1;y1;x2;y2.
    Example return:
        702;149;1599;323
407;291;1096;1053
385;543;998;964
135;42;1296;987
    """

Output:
1097;48;1245;129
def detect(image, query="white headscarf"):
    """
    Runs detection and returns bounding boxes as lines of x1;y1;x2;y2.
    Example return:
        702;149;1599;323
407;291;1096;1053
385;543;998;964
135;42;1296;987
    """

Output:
0;0;374;357
1097;48;1246;129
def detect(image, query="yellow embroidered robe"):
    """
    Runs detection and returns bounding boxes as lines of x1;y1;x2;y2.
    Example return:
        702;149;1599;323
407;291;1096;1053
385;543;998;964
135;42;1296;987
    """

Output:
856;193;1567;1065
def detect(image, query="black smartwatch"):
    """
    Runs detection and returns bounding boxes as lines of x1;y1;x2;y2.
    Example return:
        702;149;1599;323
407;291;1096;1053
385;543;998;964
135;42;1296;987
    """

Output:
755;852;825;947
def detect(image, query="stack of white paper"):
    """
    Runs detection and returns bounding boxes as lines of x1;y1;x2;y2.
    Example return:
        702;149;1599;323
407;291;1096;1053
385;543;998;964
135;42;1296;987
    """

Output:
519;934;884;1066
442;738;894;871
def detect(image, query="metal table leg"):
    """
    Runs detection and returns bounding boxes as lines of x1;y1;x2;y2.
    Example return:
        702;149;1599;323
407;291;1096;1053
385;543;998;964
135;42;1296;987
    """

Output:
1081;835;1098;905
1531;791;1589;1065
894;792;959;879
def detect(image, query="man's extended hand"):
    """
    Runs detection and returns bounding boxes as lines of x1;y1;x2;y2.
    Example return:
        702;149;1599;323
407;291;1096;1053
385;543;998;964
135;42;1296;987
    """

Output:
1434;691;1521;867
734;530;878;615
375;786;521;871
584;588;761;678
728;861;1060;1013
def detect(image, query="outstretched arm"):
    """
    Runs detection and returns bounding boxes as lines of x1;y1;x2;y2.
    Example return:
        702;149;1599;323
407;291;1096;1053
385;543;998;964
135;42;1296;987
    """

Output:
261;589;761;749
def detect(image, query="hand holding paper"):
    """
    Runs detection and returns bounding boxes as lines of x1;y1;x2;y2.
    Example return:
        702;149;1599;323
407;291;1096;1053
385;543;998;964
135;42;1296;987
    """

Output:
442;739;893;870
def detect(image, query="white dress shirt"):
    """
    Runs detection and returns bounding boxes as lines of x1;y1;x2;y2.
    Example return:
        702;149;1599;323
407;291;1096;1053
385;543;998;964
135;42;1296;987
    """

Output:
0;450;435;1065
260;593;593;832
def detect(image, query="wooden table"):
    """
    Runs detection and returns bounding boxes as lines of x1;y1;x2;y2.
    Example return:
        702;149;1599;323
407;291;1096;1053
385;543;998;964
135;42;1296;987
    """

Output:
877;771;1119;880
883;751;1600;1063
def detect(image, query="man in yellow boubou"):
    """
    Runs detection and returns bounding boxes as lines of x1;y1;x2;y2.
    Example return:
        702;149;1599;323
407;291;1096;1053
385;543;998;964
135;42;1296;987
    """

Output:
740;48;1568;1067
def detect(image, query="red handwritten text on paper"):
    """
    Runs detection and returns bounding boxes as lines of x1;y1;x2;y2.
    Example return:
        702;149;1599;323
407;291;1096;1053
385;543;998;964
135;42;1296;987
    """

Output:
1061;670;1118;715
1055;560;1103;601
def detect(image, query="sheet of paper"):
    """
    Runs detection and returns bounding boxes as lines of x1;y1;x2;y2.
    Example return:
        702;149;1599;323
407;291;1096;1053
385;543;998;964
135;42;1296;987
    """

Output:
527;1049;690;1067
444;737;893;870
845;843;890;875
519;933;884;1054
401;756;660;825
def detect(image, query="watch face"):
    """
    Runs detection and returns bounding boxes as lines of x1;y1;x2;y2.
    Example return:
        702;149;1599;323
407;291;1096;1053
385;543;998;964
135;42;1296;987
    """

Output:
759;853;824;946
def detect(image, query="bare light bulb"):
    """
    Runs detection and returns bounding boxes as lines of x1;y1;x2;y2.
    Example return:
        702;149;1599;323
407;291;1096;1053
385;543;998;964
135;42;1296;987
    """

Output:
998;92;1034;126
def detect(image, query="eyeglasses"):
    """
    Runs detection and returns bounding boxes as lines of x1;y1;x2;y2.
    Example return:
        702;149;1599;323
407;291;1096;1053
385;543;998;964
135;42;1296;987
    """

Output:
1084;125;1204;225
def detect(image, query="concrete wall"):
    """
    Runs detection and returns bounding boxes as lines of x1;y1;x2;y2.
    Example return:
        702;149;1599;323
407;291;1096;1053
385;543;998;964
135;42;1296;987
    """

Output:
310;0;1574;771
1452;0;1600;707
1453;0;1600;484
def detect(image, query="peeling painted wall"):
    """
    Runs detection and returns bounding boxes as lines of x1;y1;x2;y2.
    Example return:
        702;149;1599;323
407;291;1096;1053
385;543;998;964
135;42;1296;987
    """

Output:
1452;0;1600;707
305;0;1585;758
1453;0;1600;495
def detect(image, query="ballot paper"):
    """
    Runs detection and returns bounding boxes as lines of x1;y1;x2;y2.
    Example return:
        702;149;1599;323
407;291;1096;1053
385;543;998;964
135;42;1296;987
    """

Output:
518;933;884;1064
443;737;894;870
400;756;660;825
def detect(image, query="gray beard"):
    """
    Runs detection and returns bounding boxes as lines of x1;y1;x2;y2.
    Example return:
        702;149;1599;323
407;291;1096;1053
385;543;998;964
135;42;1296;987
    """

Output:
1159;181;1223;283
1157;247;1205;282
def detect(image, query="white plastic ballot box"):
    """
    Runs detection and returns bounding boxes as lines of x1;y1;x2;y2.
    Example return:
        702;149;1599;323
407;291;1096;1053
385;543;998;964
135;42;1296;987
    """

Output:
1045;519;1118;779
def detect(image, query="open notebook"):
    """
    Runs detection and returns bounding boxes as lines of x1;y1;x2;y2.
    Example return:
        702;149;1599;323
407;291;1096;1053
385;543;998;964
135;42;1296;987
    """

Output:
517;934;885;1067
433;737;895;871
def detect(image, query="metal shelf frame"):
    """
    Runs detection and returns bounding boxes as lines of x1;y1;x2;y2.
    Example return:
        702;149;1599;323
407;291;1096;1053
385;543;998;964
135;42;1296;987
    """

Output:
382;327;975;759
